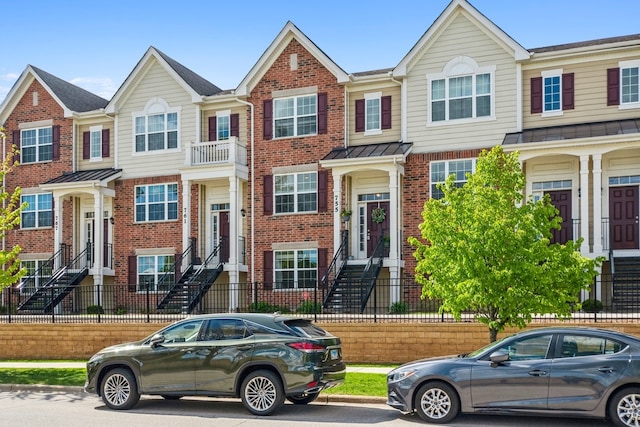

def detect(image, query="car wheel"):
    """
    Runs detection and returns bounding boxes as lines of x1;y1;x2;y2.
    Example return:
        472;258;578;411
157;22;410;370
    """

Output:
286;392;320;405
160;395;182;400
100;368;140;410
609;387;640;427
414;382;459;424
240;370;284;416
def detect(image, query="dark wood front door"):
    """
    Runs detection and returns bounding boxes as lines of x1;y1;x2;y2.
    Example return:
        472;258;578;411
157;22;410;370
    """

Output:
367;201;390;257
547;190;572;244
220;211;230;263
610;186;639;250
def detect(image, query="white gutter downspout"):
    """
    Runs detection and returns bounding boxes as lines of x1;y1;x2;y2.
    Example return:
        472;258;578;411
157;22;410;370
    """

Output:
235;98;255;285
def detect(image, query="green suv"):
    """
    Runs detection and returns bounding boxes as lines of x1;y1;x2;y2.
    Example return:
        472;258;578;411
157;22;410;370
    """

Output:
85;313;345;415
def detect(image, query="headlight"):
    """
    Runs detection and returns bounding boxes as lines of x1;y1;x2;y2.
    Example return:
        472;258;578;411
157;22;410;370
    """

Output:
388;369;416;383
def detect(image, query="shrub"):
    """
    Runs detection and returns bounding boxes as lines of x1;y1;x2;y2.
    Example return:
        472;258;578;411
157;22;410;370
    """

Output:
581;299;603;313
86;305;104;315
389;301;409;314
297;300;321;314
115;307;128;315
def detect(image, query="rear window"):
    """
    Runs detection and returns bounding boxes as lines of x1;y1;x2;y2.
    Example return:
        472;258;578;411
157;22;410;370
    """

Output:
285;319;329;338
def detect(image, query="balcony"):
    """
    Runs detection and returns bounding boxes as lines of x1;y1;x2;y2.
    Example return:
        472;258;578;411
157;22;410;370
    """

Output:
185;137;247;167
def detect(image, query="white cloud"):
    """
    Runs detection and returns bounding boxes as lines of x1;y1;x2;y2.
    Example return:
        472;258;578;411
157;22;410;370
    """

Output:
70;76;118;100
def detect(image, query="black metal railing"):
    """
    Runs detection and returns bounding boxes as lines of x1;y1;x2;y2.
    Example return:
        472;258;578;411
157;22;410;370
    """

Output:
320;230;349;295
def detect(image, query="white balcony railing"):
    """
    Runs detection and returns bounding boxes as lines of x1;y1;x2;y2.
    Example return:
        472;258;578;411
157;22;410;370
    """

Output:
185;137;247;166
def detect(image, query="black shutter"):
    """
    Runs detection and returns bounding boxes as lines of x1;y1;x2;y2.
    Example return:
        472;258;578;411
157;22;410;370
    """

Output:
82;132;90;159
231;113;240;137
531;77;542;114
127;256;137;292
12;130;20;163
608;67;620;106
208;116;217;141
381;95;392;129
317;170;328;212
562;73;574;110
52;125;60;160
263;175;273;216
317;248;328;289
317;92;327;134
102;129;110;158
263;100;273;140
355;99;365;132
263;251;273;291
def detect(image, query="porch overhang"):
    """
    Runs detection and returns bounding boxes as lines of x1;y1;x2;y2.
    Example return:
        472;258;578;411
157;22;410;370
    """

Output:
320;141;413;169
40;168;122;195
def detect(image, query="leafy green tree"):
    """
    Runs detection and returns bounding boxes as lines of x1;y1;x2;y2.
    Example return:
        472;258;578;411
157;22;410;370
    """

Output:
409;146;602;342
0;127;26;292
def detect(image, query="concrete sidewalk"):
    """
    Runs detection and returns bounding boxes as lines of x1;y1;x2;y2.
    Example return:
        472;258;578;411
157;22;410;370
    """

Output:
0;362;394;374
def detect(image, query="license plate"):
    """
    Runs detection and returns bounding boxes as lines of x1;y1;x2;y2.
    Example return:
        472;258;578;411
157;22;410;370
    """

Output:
330;349;339;360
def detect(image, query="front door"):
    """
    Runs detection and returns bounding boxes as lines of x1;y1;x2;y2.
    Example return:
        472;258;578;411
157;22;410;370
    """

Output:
610;186;639;250
85;215;95;265
210;211;230;263
547;190;572;244
367;201;390;257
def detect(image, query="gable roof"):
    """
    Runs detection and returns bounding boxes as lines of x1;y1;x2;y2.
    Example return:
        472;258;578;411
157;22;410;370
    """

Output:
393;0;529;77
106;47;222;113
235;21;350;97
0;65;108;122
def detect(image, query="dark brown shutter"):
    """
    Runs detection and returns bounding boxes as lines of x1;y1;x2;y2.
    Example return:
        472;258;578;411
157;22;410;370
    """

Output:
263;99;273;140
12;130;20;163
317;170;328;212
355;99;365;132
82;132;90;159
208;116;217;141
317;248;328;289
230;113;239;137
263;175;273;216
127;256;137;292
102;129;110;157
607;67;620;106
263;251;273;291
531;77;542;114
317;92;327;134
562;73;574;110
381;95;392;129
52;125;60;160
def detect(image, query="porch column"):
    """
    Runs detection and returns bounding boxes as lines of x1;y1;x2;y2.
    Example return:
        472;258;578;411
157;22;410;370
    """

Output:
388;169;400;304
592;154;603;254
181;178;191;269
53;194;64;269
92;189;104;306
228;176;239;311
579;155;590;254
332;171;343;256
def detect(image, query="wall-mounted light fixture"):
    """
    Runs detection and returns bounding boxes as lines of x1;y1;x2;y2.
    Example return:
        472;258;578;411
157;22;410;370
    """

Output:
240;208;246;217
109;217;115;225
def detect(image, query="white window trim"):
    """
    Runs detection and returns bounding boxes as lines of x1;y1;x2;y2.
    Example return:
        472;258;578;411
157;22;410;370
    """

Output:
429;158;477;199
619;59;640;110
216;109;231;141
364;92;382;136
89;125;103;161
273;248;318;291
426;56;496;127
131;98;181;155
20;192;53;229
541;69;564;117
274;172;318;214
273;94;318;139
20;126;53;164
134;183;179;223
137;254;175;292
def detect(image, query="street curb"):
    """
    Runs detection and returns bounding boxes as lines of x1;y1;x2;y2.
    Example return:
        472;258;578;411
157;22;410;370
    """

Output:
0;384;387;404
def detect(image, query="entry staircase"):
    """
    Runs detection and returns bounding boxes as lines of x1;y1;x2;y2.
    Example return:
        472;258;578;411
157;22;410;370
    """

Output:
611;256;640;311
322;233;385;314
156;242;225;314
18;244;90;313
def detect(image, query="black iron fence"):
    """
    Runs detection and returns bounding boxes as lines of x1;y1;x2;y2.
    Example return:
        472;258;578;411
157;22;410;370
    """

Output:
0;273;632;324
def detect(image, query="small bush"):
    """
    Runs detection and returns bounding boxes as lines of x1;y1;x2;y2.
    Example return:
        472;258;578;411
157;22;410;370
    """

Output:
86;305;104;315
297;300;321;314
581;299;603;313
389;301;409;314
115;307;128;315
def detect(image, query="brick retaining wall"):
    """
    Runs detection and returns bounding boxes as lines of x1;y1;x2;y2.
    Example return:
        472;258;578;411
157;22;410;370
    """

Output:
2;322;639;363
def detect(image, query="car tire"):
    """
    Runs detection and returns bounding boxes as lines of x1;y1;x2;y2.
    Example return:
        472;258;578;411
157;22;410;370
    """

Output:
240;370;285;416
609;387;640;427
100;368;140;410
414;381;459;424
286;392;320;405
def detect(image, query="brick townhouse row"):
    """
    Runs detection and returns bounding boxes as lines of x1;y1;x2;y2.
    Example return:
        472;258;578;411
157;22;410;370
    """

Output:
1;0;640;315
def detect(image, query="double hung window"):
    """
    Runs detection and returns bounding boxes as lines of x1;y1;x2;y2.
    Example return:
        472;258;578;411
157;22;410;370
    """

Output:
274;249;317;290
21;193;53;228
274;94;317;138
274;172;317;214
430;159;476;199
137;254;174;292
21;127;52;163
135;183;178;222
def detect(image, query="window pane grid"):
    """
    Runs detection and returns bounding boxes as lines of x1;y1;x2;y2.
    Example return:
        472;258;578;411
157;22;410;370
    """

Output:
274;249;317;290
274;173;318;214
21;193;53;228
430;159;476;200
134;112;179;152
21;127;52;163
431;73;491;122
137;255;175;292
135;184;178;222
622;67;639;104
274;95;317;137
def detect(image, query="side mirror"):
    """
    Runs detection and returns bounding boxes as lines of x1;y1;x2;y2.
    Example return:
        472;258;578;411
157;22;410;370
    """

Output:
489;350;510;367
149;333;165;348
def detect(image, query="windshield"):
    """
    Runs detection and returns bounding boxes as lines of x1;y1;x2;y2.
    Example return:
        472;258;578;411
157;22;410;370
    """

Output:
466;333;516;358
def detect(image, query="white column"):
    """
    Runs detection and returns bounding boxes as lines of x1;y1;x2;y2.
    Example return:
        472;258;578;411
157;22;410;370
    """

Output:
228;176;239;311
53;194;63;269
579;155;590;254
93;189;104;306
389;169;400;304
592;154;603;254
182;179;191;267
332;171;342;256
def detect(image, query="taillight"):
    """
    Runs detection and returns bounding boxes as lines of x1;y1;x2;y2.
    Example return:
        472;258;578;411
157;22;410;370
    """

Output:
287;342;326;352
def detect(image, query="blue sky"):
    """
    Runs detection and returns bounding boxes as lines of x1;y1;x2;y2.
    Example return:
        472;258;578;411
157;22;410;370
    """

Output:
2;0;640;104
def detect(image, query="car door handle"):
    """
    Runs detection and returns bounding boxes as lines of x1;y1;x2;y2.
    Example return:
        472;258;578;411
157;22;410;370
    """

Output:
528;369;547;376
597;367;616;374
237;345;252;351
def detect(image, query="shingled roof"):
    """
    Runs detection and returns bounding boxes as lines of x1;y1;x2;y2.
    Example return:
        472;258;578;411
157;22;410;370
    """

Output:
30;66;109;112
154;48;223;96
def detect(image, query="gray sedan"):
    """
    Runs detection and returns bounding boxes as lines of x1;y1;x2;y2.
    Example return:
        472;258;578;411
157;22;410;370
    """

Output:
387;326;640;426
